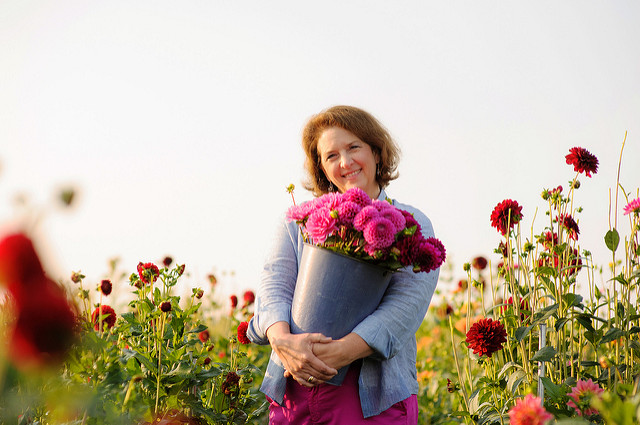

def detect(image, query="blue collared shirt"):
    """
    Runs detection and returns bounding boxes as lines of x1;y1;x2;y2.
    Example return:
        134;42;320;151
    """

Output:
247;189;440;418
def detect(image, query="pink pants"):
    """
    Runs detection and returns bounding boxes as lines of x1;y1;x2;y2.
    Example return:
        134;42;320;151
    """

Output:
267;363;418;424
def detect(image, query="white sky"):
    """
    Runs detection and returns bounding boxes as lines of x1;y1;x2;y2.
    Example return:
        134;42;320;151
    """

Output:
1;1;639;303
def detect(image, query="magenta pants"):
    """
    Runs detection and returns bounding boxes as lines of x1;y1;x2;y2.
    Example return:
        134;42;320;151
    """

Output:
267;363;418;424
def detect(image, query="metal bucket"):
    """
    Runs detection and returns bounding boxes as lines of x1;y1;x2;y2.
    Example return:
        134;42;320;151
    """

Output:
291;243;393;385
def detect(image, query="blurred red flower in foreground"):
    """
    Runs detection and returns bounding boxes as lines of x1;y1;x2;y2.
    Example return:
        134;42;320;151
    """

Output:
565;147;598;177
508;394;554;425
237;321;250;344
0;233;77;369
567;378;604;417
91;305;117;331
465;318;507;358
230;295;238;308
198;330;210;343
490;199;523;235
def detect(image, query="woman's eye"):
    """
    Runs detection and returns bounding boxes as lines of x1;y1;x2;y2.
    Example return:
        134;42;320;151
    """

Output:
350;144;360;150
325;153;336;161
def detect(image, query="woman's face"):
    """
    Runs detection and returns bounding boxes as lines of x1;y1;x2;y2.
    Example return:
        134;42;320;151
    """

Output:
317;126;380;199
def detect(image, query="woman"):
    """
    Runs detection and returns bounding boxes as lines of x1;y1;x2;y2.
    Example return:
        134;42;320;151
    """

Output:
247;105;440;424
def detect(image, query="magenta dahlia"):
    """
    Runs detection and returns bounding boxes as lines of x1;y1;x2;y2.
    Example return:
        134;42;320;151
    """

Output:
623;197;640;216
336;201;362;225
565;147;599;177
305;208;338;244
490;199;523;235
342;187;371;207
465;318;507;358
379;207;406;233
353;206;380;231
363;217;396;249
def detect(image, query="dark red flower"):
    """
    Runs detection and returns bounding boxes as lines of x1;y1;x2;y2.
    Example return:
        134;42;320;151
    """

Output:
490;200;523;235
99;279;112;296
446;378;459;393
176;264;185;277
194;288;204;299
198;330;210;343
137;262;159;285
162;256;173;267
221;371;240;396
539;231;559;249
465;318;507;358
160;301;172;312
242;290;255;308
565;147;599;177
91;305;117;331
538;247;582;277
399;209;422;233
557;213;580;240
9;278;77;369
204;357;211;366
237;321;250;344
230;295;238;309
0;233;47;305
457;279;468;291
472;256;488;271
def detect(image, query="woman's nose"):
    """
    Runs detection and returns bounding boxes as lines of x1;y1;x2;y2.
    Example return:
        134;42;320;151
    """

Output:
340;153;353;168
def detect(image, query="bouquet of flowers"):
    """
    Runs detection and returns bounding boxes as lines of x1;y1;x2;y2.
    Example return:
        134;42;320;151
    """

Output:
286;187;446;273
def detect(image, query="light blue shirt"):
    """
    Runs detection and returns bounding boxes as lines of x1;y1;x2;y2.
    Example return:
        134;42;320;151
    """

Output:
247;189;440;418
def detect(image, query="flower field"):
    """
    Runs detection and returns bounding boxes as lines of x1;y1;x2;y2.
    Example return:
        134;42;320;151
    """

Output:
1;142;639;424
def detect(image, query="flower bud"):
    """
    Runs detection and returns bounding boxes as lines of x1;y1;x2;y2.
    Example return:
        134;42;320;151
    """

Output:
160;301;172;312
463;263;471;272
99;279;112;296
286;184;295;193
571;180;581;189
71;271;84;284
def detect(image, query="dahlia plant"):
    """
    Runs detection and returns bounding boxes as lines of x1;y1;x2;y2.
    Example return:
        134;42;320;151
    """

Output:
446;141;640;424
0;244;268;425
286;186;446;273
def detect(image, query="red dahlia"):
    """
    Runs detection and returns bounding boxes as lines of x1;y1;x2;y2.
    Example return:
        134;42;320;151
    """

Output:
198;330;210;343
565;147;598;177
472;256;488;271
160;301;172;312
465;318;507;358
237;321;250;344
100;279;112;296
490;200;523;235
230;295;238;308
91;305;117;331
221;371;240;396
242;290;255;308
137;262;159;285
557;213;580;240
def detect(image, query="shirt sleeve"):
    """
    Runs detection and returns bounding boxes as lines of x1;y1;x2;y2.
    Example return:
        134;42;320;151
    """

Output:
246;218;299;345
351;207;440;360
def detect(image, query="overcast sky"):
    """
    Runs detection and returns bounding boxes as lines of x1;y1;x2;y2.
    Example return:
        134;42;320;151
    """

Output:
2;1;639;303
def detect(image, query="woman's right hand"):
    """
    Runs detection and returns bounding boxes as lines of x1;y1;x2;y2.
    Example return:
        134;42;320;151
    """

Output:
266;321;337;387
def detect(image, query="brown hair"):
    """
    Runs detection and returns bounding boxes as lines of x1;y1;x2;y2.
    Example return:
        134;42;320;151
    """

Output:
301;105;401;197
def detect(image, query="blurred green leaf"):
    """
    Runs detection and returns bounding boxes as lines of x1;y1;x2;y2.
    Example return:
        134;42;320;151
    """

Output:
605;228;620;252
531;346;557;362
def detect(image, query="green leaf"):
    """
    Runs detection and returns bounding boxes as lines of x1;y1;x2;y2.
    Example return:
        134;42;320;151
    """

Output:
531;345;557;362
555;317;569;331
540;376;566;402
562;293;583;308
601;327;625;344
515;326;532;342
575;314;595;332
497;361;523;379
605;229;620;252
532;303;558;326
507;369;527;393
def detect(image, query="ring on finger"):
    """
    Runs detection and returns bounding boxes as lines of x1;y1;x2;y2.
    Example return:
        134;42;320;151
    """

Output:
307;376;315;383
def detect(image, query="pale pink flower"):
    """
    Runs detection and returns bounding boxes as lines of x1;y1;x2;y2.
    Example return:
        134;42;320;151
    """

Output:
567;378;603;417
363;217;396;249
623;197;640;216
508;394;553;425
305;208;338;244
353;206;380;231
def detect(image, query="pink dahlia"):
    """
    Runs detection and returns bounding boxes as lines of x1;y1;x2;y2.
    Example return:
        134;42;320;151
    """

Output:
336;201;362;225
490;199;523;235
567;378;603;417
425;237;446;266
137;262;159;285
566;147;599;177
314;191;343;211
557;213;580;240
237;321;250;344
363;217;396;249
371;199;394;212
91;305;117;331
508;394;554;425
623;197;640;216
286;201;314;222
353;206;380;231
306;208;338;244
342;187;371;207
465;318;507;358
379;207;406;233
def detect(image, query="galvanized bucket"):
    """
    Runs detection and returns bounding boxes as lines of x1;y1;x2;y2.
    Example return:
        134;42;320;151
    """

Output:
291;243;393;385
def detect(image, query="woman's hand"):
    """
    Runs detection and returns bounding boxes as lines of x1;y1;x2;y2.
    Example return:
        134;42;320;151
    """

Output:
312;333;374;370
266;322;338;387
